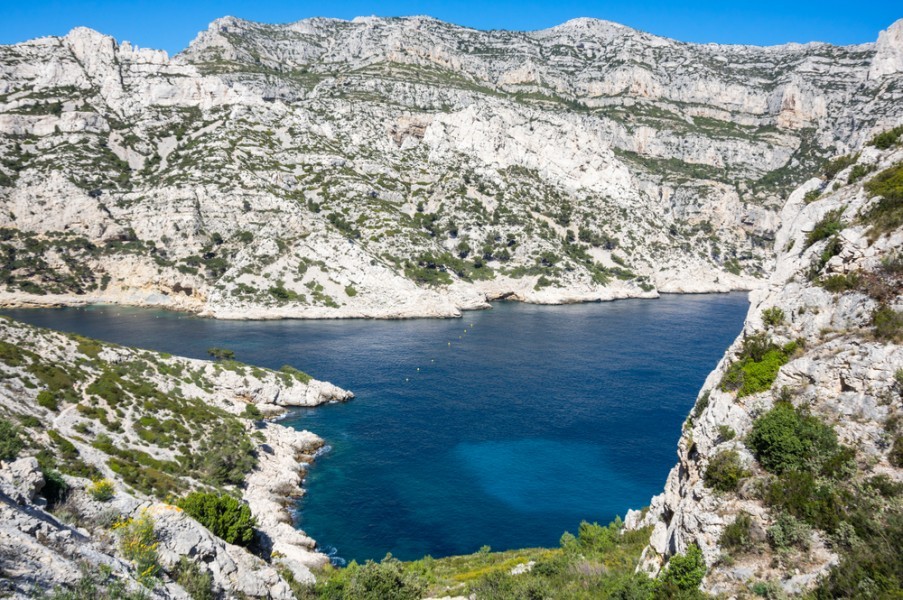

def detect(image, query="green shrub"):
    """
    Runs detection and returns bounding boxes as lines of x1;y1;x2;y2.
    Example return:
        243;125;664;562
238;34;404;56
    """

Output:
661;544;706;591
176;491;256;546
37;390;59;411
720;513;756;553
344;555;425;600
279;364;312;384
704;450;750;492
173;557;214;600
847;163;875;184
242;403;263;420
746;402;839;475
819;273;861;293
891;436;903;468
815;507;903;598
717;425;736;441
113;513;159;585
863;161;903;236
761;307;785;327
197;422;257;487
721;336;797;397
345;285;358;297
873;305;903;341
763;473;848;533
767;512;811;551
823;154;858;180
803;189;821;204
88;478;115;502
206;347;235;361
869;125;903;150
0;417;24;461
805;209;845;248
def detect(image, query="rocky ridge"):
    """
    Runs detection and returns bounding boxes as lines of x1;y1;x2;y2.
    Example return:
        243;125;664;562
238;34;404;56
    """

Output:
628;133;903;596
0;17;901;317
0;316;352;598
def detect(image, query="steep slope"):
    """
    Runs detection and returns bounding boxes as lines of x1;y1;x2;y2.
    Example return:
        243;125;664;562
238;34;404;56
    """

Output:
0;317;352;597
630;129;903;596
0;17;901;317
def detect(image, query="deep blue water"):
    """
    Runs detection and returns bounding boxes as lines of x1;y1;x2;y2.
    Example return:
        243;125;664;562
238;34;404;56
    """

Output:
2;293;748;563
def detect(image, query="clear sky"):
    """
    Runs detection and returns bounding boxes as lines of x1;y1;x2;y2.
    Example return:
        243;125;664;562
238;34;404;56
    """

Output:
0;0;900;55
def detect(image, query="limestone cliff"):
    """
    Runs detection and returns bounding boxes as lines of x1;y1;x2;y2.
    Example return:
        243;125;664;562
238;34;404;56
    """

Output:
0;317;352;598
629;134;903;596
0;18;902;318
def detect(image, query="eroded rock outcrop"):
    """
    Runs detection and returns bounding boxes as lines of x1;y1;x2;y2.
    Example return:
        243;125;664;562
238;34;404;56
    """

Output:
632;138;903;596
0;317;352;597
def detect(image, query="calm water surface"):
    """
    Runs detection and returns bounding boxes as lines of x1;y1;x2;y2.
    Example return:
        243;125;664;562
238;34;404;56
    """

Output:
3;293;748;562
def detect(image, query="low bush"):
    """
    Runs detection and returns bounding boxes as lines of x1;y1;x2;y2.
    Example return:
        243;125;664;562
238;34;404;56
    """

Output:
37;390;59;411
196;421;257;487
761;307;785;327
847;163;875;184
763;471;849;533
176;491;256;546
869;125;903;150
863;161;903;237
113;513;159;585
746;402;840;475
0;417;24;461
819;273;861;293
721;335;798;397
87;478;115;502
720;513;756;553
242;403;263;419
661;544;706;591
206;347;235;361
805;209;845;248
718;425;736;441
873;305;903;341
341;555;425;600
173;557;215;600
823;154;859;180
704;450;750;492
767;512;811;552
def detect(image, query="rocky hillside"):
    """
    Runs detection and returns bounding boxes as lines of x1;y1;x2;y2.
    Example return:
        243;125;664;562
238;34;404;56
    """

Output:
0;316;352;598
0;17;902;317
629;128;903;596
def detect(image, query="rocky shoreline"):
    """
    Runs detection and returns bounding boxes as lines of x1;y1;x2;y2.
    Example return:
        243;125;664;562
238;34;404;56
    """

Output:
0;273;761;320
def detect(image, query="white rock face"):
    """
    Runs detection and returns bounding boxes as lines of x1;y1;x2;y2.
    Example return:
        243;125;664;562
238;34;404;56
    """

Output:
0;17;901;318
631;143;903;595
870;19;903;79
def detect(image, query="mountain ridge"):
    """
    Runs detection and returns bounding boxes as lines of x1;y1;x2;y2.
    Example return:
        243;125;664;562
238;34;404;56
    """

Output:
0;15;901;318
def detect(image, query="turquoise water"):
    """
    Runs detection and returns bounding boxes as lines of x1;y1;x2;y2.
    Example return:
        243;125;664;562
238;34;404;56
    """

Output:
3;293;747;563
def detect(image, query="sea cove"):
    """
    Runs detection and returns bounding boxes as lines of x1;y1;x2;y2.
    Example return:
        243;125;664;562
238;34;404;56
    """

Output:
3;293;748;563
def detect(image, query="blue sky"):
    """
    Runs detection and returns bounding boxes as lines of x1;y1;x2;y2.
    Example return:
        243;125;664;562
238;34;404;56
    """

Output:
0;0;900;55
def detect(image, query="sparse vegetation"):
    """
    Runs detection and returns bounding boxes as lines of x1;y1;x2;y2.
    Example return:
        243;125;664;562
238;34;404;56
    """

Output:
113;513;159;585
704;449;750;492
87;478;115;502
0;417;24;461
805;209;845;248
761;307;784;327
863;161;903;237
